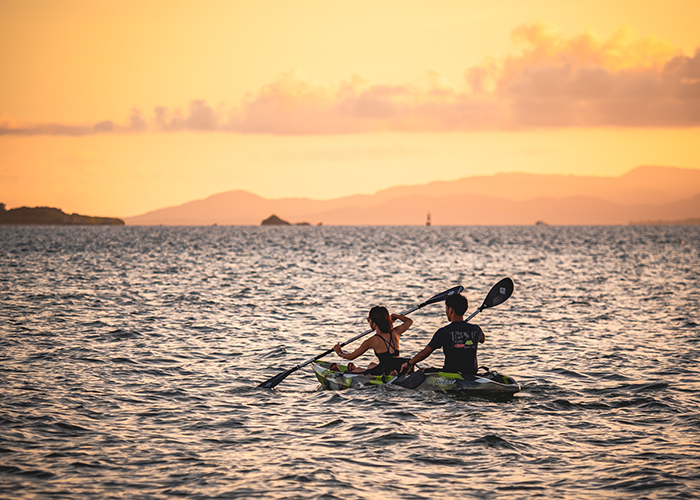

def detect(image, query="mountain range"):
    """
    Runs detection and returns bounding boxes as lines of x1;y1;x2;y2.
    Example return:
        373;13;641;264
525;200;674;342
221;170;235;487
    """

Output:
124;166;700;226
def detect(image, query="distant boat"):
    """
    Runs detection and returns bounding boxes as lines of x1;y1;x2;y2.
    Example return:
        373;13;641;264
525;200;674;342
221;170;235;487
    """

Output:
535;221;548;226
426;212;431;226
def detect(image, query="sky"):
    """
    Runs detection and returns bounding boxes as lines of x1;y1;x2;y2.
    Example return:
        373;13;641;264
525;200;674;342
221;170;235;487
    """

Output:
1;0;699;217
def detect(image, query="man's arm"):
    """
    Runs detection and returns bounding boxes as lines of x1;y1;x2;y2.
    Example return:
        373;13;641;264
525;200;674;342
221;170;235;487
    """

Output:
400;345;435;372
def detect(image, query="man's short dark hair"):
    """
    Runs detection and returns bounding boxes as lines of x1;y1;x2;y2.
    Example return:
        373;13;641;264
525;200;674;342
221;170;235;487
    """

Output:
446;294;468;316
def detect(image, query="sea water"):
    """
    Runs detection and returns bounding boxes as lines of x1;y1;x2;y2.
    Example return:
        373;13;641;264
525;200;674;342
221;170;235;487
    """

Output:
1;225;699;499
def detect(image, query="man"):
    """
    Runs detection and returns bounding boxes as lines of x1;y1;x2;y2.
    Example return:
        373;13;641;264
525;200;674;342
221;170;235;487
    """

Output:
401;293;484;375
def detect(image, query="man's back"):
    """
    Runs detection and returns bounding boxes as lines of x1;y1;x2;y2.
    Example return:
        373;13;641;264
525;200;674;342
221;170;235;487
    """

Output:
428;321;484;375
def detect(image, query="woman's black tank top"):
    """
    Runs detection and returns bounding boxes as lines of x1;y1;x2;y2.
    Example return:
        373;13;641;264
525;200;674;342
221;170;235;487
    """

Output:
366;333;407;375
375;333;399;362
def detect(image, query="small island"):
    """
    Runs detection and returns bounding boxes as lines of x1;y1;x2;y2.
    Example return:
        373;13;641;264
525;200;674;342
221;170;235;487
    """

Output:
261;214;313;226
261;214;291;226
0;203;124;225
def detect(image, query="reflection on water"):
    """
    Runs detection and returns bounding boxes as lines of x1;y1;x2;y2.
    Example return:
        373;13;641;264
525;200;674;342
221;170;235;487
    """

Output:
1;225;699;499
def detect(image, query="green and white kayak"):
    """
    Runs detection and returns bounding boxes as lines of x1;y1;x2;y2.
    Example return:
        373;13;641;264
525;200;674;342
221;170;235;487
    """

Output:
311;360;520;397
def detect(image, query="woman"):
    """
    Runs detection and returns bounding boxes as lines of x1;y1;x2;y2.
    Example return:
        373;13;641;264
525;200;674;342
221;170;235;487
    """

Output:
333;306;413;375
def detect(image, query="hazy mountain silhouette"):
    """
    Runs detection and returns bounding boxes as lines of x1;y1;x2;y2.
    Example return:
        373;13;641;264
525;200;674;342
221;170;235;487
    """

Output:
124;166;700;225
371;166;700;206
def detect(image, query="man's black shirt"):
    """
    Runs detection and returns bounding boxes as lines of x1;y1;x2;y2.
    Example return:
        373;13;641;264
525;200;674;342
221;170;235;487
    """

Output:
428;321;484;374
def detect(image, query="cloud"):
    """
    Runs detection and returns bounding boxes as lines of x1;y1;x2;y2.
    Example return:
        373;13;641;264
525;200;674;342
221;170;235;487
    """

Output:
224;72;505;134
0;113;96;136
223;25;699;131
129;108;148;131
186;100;219;130
2;23;698;136
496;22;700;127
93;121;115;132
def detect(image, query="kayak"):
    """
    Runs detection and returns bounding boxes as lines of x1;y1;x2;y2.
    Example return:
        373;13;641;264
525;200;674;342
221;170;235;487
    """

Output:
311;360;520;397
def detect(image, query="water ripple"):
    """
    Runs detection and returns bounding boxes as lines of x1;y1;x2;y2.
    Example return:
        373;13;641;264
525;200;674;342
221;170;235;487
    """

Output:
1;225;699;499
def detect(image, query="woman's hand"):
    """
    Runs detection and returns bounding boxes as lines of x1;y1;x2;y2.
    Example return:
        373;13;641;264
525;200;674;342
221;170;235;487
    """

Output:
333;343;344;357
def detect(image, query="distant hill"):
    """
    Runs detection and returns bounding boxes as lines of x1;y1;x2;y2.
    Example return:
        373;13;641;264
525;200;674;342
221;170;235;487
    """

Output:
0;204;124;225
369;166;700;206
123;166;700;226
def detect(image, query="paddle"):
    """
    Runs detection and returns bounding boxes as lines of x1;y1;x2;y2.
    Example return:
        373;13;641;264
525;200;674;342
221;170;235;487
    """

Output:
464;277;514;322
257;285;465;389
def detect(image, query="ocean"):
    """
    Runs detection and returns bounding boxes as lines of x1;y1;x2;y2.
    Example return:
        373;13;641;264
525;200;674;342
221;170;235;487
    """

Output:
1;225;699;499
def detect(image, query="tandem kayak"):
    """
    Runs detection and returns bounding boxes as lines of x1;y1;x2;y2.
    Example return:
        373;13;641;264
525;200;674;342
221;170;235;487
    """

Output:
311;360;521;397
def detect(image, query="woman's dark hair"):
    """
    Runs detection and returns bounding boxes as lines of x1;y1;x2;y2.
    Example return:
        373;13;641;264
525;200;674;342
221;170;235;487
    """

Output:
446;294;468;316
369;306;392;333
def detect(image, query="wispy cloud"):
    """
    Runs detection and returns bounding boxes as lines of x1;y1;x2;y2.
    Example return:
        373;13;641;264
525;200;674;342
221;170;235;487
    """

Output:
3;23;698;136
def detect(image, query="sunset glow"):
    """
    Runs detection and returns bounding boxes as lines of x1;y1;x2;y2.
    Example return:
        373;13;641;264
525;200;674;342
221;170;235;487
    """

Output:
1;0;699;217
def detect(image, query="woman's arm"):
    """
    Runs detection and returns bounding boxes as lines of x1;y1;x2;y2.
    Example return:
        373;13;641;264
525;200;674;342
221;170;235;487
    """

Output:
391;314;413;336
333;337;375;360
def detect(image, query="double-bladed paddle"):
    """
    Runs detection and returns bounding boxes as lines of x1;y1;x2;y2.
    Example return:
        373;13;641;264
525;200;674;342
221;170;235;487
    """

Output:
257;285;465;389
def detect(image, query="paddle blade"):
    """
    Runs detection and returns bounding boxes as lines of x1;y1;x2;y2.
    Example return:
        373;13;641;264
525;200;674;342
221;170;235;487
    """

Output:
419;285;464;308
481;277;514;309
258;368;293;389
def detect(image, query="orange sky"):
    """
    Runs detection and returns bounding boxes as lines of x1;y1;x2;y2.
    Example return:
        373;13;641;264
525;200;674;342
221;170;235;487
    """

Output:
1;0;699;217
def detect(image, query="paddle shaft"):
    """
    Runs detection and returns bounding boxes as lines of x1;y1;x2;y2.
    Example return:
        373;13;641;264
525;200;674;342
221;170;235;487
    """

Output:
464;306;483;323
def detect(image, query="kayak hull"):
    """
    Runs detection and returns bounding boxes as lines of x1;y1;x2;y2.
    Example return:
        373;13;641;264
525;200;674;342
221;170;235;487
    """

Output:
311;360;520;397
